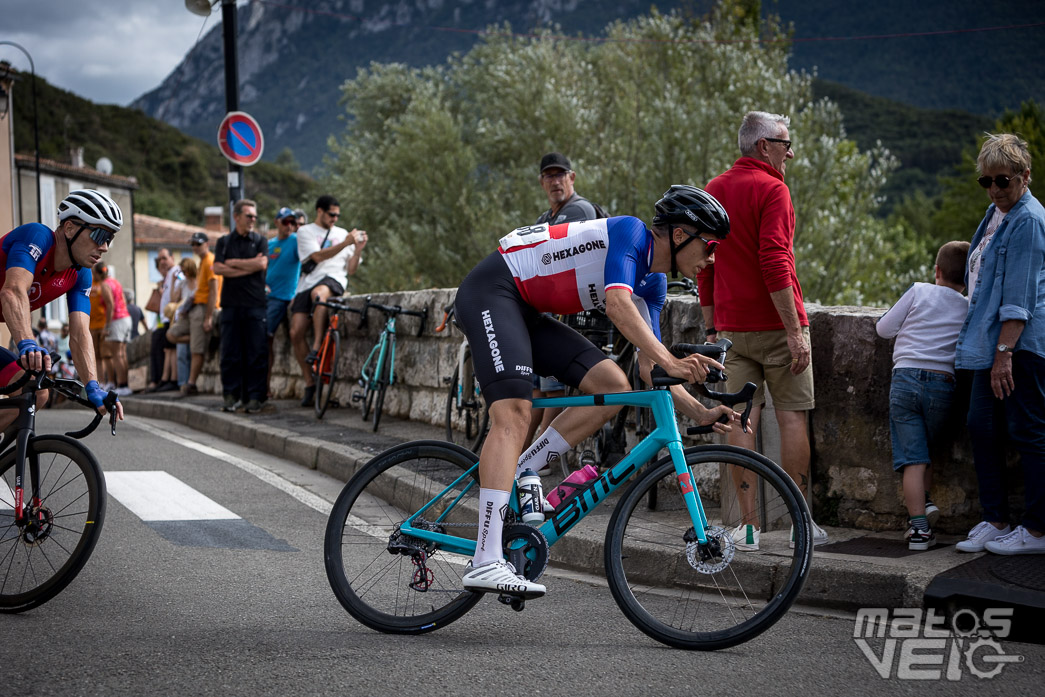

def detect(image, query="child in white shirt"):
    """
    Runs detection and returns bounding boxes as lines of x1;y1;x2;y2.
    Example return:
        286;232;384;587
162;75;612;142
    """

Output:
876;241;970;550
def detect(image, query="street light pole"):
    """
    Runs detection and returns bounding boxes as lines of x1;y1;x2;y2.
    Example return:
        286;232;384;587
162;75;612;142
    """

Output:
221;0;242;233
0;41;41;224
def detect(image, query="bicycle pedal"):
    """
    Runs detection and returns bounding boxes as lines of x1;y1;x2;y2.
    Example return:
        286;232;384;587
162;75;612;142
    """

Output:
496;593;526;612
351;392;363;402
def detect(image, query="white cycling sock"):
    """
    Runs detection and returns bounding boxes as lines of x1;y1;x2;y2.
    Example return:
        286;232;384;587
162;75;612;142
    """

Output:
473;488;511;567
516;426;569;478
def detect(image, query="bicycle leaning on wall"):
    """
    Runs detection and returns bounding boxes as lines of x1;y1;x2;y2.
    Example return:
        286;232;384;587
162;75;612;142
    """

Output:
437;303;489;454
351;297;428;432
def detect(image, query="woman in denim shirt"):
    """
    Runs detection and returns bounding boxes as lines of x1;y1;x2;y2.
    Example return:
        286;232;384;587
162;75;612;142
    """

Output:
954;133;1045;555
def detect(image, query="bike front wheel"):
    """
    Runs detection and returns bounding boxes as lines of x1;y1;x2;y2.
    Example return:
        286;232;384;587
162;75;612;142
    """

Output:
324;440;483;634
0;436;107;613
315;330;340;419
604;445;813;650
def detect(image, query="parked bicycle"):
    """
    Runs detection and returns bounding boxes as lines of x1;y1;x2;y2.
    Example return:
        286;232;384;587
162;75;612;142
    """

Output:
0;360;119;612
351;297;428;432
437;304;489;453
324;339;814;651
312;298;366;419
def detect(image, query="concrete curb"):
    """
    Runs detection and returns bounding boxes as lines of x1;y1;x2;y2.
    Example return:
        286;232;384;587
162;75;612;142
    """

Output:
125;396;972;613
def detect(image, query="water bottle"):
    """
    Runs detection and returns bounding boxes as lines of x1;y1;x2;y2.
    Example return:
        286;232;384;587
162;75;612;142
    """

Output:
517;468;545;524
547;464;599;509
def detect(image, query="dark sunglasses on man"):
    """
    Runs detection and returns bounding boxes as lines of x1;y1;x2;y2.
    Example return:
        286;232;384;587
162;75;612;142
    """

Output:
281;217;299;227
77;222;117;247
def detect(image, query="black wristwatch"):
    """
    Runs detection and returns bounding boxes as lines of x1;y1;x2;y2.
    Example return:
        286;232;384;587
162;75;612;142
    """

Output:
706;327;717;335
997;343;1013;353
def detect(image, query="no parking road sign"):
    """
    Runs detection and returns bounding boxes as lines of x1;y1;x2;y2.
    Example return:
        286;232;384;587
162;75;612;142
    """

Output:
217;111;264;166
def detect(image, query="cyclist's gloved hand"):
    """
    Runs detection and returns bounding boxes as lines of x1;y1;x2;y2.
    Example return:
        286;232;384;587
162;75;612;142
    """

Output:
17;338;43;358
17;338;50;372
85;380;111;411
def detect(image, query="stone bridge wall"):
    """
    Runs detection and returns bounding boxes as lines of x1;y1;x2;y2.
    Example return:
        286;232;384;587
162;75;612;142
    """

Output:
129;290;1018;533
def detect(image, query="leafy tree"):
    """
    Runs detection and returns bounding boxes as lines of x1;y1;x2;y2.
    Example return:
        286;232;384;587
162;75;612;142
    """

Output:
325;1;900;303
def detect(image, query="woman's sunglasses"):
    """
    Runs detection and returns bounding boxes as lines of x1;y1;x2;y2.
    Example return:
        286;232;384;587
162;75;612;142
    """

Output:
978;174;1018;189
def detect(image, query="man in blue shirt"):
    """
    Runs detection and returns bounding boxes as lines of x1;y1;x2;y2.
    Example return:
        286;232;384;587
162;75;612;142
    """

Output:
265;206;301;398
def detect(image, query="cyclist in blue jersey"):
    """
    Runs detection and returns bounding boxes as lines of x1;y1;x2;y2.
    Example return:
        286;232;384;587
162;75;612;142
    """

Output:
0;190;126;432
455;185;737;597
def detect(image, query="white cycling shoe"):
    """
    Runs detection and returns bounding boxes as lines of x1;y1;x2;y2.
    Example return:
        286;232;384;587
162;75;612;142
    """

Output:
462;560;546;599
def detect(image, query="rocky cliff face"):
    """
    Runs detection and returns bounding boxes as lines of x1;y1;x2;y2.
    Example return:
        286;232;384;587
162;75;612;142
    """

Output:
133;0;654;171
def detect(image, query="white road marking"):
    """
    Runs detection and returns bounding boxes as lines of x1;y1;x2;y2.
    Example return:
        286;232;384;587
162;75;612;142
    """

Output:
131;419;334;516
105;471;239;521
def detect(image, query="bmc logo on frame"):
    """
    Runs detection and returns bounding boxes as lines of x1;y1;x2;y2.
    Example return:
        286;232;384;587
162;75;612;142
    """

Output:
853;607;1023;680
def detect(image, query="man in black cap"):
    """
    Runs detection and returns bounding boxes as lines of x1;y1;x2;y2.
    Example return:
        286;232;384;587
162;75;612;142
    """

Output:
536;152;604;226
529;153;608;452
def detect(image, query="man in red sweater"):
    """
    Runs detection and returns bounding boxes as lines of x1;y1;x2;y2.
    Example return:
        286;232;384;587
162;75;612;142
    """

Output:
697;110;827;552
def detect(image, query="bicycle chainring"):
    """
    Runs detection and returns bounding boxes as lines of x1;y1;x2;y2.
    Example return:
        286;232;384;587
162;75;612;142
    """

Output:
502;524;549;582
686;525;735;574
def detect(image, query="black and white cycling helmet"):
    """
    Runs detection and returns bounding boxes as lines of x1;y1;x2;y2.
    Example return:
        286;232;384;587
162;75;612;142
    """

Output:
653;185;730;278
58;189;123;232
653;185;729;237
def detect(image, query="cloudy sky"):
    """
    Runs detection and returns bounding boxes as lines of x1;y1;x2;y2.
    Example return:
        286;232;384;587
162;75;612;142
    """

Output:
1;0;237;105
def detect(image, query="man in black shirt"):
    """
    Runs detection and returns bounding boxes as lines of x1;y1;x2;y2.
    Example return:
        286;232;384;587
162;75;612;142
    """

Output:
213;199;268;413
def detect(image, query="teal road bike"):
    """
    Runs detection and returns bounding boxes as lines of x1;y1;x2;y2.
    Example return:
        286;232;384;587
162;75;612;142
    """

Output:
325;340;815;650
351;298;428;432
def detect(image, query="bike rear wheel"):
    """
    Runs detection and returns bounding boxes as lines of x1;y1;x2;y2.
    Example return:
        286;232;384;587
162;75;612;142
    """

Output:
0;436;107;613
315;330;340;419
604;446;812;650
444;359;489;453
324;440;483;634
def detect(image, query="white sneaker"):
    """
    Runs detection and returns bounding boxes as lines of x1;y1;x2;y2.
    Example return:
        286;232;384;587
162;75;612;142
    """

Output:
790;520;829;548
462;560;546;598
984;525;1045;555
730;524;760;551
956;521;1011;552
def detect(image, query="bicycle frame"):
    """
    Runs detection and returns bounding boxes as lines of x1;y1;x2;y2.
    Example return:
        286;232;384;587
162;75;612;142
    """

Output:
360;315;396;389
401;386;714;556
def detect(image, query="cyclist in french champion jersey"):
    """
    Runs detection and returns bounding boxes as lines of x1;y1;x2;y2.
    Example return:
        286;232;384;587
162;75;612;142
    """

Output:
454;185;737;597
0;190;126;431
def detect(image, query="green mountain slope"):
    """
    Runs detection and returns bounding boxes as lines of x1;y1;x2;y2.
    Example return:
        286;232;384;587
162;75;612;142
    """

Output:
11;75;313;225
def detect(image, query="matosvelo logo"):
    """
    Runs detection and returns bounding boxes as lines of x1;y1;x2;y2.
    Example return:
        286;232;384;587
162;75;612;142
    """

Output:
853;607;1023;680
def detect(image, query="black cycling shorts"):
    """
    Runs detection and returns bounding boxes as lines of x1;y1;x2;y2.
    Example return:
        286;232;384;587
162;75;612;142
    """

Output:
454;252;609;405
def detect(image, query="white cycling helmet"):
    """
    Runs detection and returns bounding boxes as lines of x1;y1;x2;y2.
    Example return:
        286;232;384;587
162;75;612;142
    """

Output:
58;189;123;232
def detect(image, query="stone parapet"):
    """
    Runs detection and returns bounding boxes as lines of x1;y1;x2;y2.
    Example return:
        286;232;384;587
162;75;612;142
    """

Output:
129;292;1021;533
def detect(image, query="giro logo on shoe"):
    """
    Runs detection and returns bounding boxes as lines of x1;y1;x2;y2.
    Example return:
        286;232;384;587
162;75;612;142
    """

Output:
497;582;526;593
853;607;1024;680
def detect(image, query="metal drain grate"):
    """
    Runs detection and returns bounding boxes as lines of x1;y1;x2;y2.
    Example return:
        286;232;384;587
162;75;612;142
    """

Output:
989;555;1045;592
816;535;952;559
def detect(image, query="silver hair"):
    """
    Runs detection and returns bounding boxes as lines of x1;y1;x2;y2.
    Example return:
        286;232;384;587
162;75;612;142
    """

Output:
738;111;790;156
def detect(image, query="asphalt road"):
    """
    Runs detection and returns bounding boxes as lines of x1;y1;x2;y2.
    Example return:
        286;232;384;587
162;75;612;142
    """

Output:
2;411;1041;696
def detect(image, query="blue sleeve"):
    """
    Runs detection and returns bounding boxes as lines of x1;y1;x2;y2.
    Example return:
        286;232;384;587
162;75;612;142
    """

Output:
3;223;54;273
66;266;93;315
635;273;667;341
604;217;650;291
